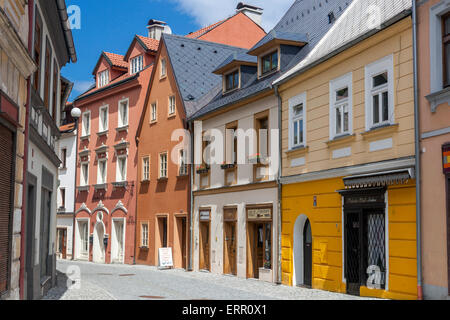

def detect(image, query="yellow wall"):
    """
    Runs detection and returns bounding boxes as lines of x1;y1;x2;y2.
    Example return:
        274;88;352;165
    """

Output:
279;18;414;176
281;178;417;300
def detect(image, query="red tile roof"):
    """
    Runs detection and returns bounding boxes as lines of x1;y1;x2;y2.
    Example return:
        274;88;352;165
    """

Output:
78;65;153;100
104;52;128;69
136;35;160;52
185;18;227;39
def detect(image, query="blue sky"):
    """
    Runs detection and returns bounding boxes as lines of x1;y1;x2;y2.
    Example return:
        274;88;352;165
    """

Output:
63;0;293;101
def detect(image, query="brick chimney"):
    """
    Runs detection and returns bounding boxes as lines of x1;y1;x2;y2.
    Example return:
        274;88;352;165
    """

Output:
236;2;263;26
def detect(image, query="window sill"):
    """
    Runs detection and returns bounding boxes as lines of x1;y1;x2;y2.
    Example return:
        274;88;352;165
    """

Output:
160;75;167;80
157;177;168;182
150;120;157;125
80;135;90;141
258;69;279;80
326;134;356;148
361;123;399;140
97;130;108;137
168;113;176;119
285;145;309;157
139;246;149;250
77;186;90;192
426;87;450;113
223;87;239;95
94;183;108;191
116;126;129;133
177;174;189;179
141;179;150;184
112;181;128;188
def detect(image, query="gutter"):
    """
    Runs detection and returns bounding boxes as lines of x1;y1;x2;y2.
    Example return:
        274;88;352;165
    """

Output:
274;85;282;285
412;0;423;300
20;0;34;300
55;0;77;63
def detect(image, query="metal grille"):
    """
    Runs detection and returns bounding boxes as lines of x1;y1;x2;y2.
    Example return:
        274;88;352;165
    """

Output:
346;213;360;285
0;124;13;294
366;213;386;287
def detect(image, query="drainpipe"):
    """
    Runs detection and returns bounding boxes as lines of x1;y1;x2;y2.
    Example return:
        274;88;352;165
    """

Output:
19;0;34;300
71;101;79;261
274;85;282;285
188;120;194;272
412;0;423;300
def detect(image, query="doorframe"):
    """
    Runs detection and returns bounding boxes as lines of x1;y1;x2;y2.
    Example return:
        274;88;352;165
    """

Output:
292;214;310;287
92;221;106;264
75;218;90;261
111;217;126;264
340;187;389;294
223;206;238;276
56;227;68;259
198;207;211;272
174;213;188;270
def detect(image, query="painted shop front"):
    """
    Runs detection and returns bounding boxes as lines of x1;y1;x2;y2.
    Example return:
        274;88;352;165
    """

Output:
281;163;418;300
193;186;278;283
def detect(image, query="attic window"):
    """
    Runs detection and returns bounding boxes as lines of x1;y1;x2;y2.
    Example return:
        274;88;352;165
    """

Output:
328;12;335;24
131;55;144;74
98;70;109;87
225;70;239;92
261;50;279;76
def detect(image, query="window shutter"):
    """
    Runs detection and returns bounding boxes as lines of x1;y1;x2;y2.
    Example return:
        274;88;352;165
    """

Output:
0;125;13;294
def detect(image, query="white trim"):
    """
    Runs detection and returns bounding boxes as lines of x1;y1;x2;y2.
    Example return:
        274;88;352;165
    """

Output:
80;162;89;187
112;200;128;215
81;110;91;137
329;72;353;140
288;92;307;150
364;55;395;131
429;1;450;93
97;158;108;185
75;218;90;261
98;69;109;88
161;58;167;78
98;104;109;132
292;214;309;286
116;155;128;182
421;126;450;139
111;217;126;264
130;55;143;74
118;98;129;128
332;147;352;159
369;138;393;152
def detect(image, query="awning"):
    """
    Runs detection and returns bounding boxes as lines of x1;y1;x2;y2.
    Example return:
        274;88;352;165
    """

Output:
343;168;415;189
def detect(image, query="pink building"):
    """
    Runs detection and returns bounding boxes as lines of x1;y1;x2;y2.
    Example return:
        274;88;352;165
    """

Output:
417;0;450;300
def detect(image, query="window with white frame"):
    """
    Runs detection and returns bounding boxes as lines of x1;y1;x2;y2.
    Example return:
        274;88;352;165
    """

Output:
80;163;89;186
161;59;167;78
141;223;149;247
98;70;109;87
169;96;176;115
159;152;168;178
82;111;91;137
151;102;157;122
179;149;188;176
99;105;108;132
289;92;306;149
80;221;89;256
142;156;150;181
118;99;129;128
97;159;107;184
131;55;144;74
365;55;394;130
116;156;127;182
330;73;353;139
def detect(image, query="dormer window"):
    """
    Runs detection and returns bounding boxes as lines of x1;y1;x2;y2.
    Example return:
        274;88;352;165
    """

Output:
98;70;109;87
225;69;239;92
261;50;278;76
131;55;144;74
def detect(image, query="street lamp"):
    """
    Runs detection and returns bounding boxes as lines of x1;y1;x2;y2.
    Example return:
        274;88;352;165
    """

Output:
60;106;81;134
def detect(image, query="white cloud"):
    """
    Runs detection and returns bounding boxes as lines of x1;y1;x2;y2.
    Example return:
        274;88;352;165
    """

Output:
169;0;294;31
73;80;94;95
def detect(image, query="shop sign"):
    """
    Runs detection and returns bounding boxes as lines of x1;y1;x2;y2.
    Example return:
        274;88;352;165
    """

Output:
200;210;211;221
443;144;450;174
247;208;272;220
158;247;174;269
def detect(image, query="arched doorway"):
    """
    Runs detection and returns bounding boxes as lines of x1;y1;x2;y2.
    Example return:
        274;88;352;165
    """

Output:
93;222;105;263
293;215;312;287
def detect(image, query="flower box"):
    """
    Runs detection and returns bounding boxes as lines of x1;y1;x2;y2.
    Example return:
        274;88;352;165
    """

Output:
221;163;236;170
248;154;268;165
196;164;210;175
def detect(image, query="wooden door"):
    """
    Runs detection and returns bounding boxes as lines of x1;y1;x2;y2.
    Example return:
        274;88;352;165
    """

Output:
61;229;67;259
247;223;261;279
200;222;210;271
224;222;237;275
181;218;187;270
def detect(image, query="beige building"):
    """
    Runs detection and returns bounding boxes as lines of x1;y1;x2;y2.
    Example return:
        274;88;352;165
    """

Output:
0;0;35;300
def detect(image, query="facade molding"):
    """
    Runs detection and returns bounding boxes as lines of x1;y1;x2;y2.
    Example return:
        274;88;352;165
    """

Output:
93;200;110;215
422;126;450;140
111;200;128;215
281;157;416;185
75;203;92;215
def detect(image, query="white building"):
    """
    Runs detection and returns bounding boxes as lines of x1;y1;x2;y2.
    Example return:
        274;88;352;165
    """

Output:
25;0;76;300
56;105;77;260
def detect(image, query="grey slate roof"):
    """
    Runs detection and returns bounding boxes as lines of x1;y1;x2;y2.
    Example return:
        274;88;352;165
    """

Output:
274;0;412;85
190;0;354;120
214;52;257;73
248;30;309;53
162;33;248;117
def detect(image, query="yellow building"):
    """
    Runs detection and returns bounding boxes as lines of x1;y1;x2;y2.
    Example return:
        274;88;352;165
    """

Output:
273;1;417;300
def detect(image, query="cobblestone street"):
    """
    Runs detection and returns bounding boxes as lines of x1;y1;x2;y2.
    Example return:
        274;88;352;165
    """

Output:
43;260;377;300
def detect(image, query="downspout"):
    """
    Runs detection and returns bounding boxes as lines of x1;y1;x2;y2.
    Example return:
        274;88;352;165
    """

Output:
412;0;423;300
20;0;34;300
274;85;282;285
71;101;79;261
188;120;194;272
